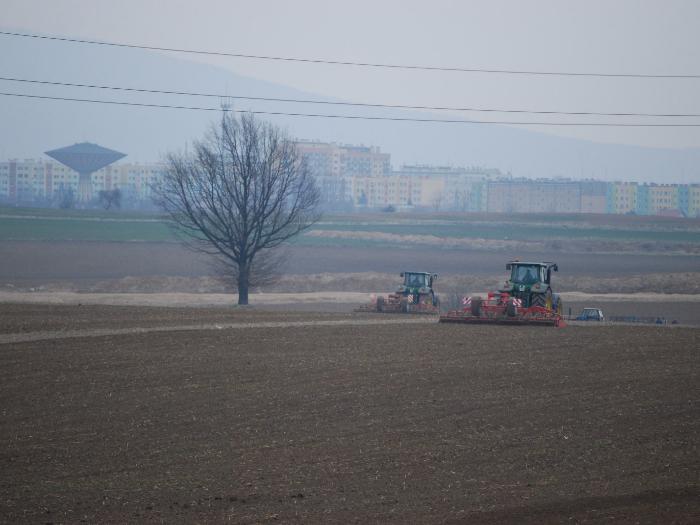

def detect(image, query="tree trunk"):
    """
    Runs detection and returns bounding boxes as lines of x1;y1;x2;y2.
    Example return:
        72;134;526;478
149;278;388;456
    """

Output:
237;263;250;305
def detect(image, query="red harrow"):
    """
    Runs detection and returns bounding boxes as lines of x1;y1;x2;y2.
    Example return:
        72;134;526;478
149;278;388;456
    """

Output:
355;293;439;314
439;291;565;327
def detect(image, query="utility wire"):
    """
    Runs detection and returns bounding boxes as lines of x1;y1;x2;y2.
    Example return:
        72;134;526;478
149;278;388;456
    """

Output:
3;91;700;127
2;30;699;80
2;76;699;118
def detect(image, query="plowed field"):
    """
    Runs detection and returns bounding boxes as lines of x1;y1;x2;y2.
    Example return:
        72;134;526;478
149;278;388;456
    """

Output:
1;304;698;523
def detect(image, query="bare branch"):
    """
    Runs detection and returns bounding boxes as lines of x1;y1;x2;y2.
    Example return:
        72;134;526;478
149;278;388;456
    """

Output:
152;112;321;305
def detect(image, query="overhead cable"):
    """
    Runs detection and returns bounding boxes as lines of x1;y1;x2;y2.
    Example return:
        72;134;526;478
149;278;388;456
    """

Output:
4;91;700;126
2;30;699;79
2;76;699;118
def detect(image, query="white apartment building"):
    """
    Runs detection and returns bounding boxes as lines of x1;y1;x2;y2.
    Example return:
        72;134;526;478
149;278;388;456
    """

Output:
0;159;166;204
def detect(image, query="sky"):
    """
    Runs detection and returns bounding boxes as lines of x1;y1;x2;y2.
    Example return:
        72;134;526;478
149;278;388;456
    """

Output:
2;0;700;175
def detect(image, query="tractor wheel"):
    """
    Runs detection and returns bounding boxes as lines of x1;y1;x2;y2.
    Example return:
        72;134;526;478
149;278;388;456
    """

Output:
506;298;518;317
376;296;385;313
531;293;546;308
433;294;441;309
470;296;483;317
400;298;409;313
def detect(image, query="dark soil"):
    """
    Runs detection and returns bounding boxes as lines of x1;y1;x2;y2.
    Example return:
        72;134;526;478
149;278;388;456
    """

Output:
1;305;698;523
0;303;357;335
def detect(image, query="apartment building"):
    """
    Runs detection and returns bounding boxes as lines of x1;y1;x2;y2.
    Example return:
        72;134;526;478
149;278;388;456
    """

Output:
579;181;608;214
646;184;680;215
294;141;391;207
393;165;496;212
688;186;700;217
487;179;581;214
2;152;699;217
295;141;391;177
606;182;638;214
0;159;166;204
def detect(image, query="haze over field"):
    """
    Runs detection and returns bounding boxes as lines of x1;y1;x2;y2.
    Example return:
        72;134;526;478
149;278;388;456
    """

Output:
2;4;700;523
2;0;700;182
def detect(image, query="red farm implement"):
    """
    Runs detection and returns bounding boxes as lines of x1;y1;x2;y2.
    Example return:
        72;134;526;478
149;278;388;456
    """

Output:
355;292;439;314
439;291;565;327
440;260;565;327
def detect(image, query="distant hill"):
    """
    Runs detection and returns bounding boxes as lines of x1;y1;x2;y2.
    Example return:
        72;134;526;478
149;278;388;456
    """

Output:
2;31;700;183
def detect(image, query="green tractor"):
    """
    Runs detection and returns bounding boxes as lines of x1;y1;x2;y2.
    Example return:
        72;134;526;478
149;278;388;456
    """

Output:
393;271;440;310
501;261;562;312
358;271;440;313
439;260;565;326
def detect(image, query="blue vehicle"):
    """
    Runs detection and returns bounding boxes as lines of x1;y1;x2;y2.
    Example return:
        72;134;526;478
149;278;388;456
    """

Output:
576;308;605;321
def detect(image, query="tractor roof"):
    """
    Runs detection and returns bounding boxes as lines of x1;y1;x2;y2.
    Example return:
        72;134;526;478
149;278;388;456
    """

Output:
506;261;558;270
401;271;438;278
509;261;556;266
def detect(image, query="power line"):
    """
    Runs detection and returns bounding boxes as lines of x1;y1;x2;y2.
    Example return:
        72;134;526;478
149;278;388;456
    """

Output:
2;76;699;118
3;91;700;127
2;30;699;80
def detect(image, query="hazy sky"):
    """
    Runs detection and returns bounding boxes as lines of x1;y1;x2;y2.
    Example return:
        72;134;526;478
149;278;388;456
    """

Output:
3;0;700;151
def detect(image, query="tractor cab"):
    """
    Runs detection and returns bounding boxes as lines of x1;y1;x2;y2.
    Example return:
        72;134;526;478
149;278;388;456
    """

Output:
508;262;557;285
400;271;433;290
502;261;559;308
398;272;439;306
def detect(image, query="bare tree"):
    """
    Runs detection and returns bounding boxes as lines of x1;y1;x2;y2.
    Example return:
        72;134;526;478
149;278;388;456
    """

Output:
154;112;321;305
210;246;287;292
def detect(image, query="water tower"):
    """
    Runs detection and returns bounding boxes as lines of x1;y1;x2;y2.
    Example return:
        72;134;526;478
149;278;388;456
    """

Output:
45;142;126;202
